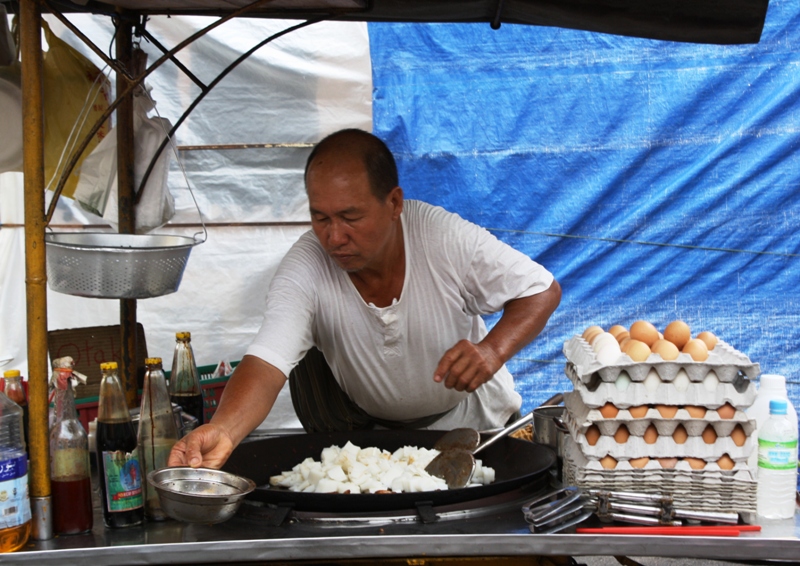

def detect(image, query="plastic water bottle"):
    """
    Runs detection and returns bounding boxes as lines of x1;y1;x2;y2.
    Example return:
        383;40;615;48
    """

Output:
746;374;798;475
756;399;798;519
0;388;32;552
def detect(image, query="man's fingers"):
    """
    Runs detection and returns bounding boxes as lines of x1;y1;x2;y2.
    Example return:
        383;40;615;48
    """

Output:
184;432;206;468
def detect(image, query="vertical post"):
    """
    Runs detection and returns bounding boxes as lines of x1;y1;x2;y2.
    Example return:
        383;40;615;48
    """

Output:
20;0;53;540
115;15;139;408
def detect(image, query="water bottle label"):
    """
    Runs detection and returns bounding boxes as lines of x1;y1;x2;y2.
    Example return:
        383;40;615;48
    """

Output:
758;438;799;471
0;455;32;528
101;449;143;512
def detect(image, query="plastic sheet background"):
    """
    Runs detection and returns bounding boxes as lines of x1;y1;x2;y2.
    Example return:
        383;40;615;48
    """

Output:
369;0;800;414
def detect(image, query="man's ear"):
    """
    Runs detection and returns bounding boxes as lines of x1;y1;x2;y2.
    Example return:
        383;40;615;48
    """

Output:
388;186;404;220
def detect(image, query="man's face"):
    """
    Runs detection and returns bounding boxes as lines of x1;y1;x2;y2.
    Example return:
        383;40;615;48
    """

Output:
306;154;402;273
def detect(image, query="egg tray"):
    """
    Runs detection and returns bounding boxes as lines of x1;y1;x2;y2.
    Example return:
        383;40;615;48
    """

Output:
565;362;756;411
563;335;760;384
564;391;756;437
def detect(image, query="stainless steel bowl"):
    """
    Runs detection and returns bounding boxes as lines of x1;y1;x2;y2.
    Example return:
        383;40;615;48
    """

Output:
147;467;255;524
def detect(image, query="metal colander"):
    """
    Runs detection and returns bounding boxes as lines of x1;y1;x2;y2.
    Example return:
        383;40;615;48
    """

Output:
45;232;200;299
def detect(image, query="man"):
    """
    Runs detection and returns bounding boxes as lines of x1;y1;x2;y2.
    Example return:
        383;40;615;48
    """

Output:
169;129;561;469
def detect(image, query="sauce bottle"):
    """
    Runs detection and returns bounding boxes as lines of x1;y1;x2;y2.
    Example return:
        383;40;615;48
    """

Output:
137;358;179;521
169;332;204;425
50;357;93;535
0;382;31;552
96;361;143;528
2;370;28;457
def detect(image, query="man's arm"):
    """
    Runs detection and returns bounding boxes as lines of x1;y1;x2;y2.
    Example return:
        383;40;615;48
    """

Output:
168;354;286;469
433;279;562;393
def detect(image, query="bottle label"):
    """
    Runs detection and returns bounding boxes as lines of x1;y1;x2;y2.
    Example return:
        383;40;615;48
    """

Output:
101;449;144;512
0;455;32;528
758;438;799;470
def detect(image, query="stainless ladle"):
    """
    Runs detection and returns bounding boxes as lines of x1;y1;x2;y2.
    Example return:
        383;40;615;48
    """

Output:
425;411;534;489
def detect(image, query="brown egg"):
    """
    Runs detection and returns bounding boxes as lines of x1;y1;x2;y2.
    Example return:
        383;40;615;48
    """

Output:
624;340;652;362
628;405;649;418
696;331;718;351
599;402;619;419
658;457;678;469
664;320;691;349
702;425;718;444
629;457;650;469
609;325;627;338
600;455;618;469
717;454;735;470
583;326;604;343
619;337;631;350
684;405;707;419
656;404;678;418
682;338;709;362
651;339;680;361
730;424;746;447
643;424;658;444
615;330;630;344
585;425;601;446
717;403;736;419
685;457;707;470
614;424;630;443
672;424;689;444
630;320;659;347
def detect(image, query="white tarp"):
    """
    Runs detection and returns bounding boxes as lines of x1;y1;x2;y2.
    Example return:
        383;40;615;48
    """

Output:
0;14;371;427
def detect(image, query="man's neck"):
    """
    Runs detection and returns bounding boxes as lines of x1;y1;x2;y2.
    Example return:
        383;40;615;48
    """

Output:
348;224;405;308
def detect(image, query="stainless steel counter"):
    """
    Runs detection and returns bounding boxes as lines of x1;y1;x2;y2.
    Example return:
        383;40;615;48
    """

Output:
5;493;799;564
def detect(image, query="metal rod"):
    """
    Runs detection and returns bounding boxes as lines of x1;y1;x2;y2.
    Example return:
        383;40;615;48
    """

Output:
44;4;133;80
134;18;322;204
140;28;207;92
177;142;315;151
44;0;280;224
20;0;53;540
115;13;139;410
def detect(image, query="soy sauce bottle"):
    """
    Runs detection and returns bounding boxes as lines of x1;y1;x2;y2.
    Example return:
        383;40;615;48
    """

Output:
3;370;28;457
137;358;179;521
96;361;143;528
169;332;204;425
50;358;93;534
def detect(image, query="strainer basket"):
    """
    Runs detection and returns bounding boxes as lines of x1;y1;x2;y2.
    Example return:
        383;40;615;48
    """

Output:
45;232;200;299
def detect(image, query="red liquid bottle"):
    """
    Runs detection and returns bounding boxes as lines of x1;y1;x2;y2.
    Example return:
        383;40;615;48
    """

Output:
50;357;93;535
96;361;143;528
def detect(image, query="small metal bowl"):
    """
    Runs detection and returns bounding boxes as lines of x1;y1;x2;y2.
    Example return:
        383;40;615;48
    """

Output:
147;467;256;524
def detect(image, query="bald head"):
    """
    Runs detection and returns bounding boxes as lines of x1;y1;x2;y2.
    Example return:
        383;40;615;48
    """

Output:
304;129;399;200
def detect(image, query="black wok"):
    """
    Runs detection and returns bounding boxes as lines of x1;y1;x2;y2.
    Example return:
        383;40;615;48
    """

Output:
222;429;556;512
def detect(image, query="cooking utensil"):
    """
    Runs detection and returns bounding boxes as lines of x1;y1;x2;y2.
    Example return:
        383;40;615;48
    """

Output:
223;429;556;513
426;412;535;488
576;525;761;536
148;466;255;524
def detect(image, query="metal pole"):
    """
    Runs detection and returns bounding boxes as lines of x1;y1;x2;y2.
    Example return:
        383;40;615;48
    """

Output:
115;15;139;409
20;0;53;540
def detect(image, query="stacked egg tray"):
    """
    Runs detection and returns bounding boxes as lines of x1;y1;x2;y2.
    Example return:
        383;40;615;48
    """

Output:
563;335;760;385
562;436;758;519
564;392;755;463
561;334;759;517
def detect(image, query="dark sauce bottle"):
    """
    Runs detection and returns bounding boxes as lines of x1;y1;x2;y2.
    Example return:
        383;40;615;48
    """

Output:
3;370;28;456
168;332;205;425
96;361;143;528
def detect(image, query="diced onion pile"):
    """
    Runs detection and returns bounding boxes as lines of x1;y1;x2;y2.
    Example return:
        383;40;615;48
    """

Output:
269;441;496;494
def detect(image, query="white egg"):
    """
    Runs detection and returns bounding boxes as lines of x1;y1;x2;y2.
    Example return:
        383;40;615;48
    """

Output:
596;340;622;365
703;371;720;392
592;332;619;354
673;369;690;392
644;369;661;392
615;372;632;391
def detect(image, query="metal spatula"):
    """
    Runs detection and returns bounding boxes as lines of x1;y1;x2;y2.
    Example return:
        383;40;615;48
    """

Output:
425;412;534;489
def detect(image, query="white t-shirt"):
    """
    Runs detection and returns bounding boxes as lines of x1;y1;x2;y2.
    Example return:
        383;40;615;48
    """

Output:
246;200;554;430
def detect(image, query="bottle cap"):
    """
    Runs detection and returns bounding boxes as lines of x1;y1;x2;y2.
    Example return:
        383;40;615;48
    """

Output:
145;357;163;365
759;374;786;391
769;399;788;415
176;331;191;340
3;369;20;378
100;361;118;371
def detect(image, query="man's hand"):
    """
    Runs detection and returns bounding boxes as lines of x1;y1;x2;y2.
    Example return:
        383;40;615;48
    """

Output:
168;423;235;470
433;340;503;392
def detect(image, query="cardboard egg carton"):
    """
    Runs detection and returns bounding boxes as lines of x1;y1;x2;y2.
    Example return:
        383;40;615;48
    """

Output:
564;391;756;437
563;335;760;384
565;362;756;411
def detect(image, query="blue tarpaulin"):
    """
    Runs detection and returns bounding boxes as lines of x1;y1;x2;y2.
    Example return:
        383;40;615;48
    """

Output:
369;0;800;414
